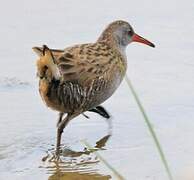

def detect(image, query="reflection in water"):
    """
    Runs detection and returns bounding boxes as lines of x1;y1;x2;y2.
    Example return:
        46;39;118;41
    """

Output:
42;134;112;180
48;164;111;180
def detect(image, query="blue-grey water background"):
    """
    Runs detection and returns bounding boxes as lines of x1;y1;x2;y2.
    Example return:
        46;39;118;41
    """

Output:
0;0;194;179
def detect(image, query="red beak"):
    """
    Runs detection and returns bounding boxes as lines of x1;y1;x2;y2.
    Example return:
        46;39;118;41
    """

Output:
132;33;155;48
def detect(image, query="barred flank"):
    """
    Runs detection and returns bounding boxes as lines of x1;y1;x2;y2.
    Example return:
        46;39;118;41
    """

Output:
46;77;108;113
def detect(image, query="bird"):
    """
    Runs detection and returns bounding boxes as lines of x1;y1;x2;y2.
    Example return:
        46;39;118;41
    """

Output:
33;47;111;120
33;20;155;155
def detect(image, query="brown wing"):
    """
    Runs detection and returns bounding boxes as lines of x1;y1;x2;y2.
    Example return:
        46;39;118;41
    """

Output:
57;43;116;85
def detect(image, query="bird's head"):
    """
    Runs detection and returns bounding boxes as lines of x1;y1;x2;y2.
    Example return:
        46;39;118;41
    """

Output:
98;20;155;50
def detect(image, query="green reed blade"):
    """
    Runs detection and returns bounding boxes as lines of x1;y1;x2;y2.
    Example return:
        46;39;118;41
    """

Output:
81;140;125;180
125;75;173;180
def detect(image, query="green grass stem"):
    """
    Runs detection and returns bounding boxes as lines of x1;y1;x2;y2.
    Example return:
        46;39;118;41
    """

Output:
125;75;173;180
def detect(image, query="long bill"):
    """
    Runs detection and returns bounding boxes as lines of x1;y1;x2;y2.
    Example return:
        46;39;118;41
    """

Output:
132;33;155;48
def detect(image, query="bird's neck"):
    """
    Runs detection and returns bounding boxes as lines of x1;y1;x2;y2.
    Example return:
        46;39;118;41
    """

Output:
97;30;127;58
116;42;127;59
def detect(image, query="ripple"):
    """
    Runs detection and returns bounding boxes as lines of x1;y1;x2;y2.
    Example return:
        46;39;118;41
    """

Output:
43;148;111;180
0;77;31;89
41;134;112;180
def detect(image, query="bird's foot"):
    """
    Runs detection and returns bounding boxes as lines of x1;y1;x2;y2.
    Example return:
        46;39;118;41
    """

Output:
42;148;63;162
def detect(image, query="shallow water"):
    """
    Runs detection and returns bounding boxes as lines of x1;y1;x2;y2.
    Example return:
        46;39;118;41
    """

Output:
0;81;166;180
0;78;189;180
0;86;111;179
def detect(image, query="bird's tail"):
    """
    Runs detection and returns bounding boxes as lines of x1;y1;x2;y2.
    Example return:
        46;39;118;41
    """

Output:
32;46;44;57
34;45;60;80
32;46;64;58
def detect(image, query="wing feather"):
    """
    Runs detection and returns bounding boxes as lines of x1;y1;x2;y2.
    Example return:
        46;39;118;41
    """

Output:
57;43;115;85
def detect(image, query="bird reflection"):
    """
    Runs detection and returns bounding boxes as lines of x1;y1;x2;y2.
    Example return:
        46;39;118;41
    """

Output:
42;134;112;180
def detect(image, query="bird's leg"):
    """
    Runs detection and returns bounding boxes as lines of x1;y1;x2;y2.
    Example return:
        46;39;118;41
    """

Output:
95;106;112;132
57;112;64;127
95;106;110;118
56;113;76;156
88;106;112;134
88;106;110;119
105;116;112;135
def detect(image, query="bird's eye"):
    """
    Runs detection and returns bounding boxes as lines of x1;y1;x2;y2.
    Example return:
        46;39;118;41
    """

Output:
128;30;133;36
